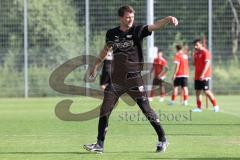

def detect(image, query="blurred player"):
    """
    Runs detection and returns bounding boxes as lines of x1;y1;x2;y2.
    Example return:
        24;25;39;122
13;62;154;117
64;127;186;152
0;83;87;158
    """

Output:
169;44;189;106
100;50;113;90
192;39;219;112
83;5;178;153
149;50;168;102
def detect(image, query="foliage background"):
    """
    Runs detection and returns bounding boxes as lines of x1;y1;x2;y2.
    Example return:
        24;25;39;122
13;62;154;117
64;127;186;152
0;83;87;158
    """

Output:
0;0;239;97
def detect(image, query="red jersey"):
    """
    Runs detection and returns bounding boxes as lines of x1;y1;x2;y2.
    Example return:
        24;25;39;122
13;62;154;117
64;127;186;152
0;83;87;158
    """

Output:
153;57;167;78
193;48;212;80
174;51;189;77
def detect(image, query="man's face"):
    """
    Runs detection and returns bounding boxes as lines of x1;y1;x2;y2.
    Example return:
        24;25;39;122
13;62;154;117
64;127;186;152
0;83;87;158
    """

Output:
158;52;163;57
194;42;202;51
120;11;134;28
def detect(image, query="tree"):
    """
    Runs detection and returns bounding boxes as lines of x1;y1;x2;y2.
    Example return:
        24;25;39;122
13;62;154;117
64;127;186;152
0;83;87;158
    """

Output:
0;0;23;67
228;0;240;61
0;0;85;69
26;0;85;67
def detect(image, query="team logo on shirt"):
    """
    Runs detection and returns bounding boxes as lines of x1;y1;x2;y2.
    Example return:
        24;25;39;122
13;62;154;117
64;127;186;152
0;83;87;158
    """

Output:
138;86;144;92
111;34;135;52
114;36;120;42
126;34;132;38
115;40;134;49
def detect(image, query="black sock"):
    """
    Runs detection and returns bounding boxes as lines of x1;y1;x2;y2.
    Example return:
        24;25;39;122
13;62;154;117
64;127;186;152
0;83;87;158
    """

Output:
150;121;166;142
97;140;104;147
97;116;108;142
136;98;166;142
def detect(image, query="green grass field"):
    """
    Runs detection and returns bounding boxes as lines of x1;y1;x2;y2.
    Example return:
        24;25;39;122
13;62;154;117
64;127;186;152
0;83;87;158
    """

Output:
0;96;240;160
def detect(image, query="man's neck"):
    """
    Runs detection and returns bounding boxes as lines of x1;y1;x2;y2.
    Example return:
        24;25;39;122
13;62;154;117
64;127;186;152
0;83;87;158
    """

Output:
178;50;183;54
119;25;131;32
199;46;205;50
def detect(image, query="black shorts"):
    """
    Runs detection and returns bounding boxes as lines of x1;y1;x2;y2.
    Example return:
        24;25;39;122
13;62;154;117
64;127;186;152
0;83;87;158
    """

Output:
174;77;188;87
100;71;111;85
194;80;210;90
100;60;112;85
152;78;164;86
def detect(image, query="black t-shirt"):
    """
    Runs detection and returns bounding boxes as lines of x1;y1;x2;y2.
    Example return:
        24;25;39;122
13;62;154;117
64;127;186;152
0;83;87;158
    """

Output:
105;25;152;72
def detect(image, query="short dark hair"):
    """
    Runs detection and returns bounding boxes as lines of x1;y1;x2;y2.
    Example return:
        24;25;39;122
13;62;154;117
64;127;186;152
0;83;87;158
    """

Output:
158;48;163;52
176;44;182;51
118;5;135;17
193;38;202;45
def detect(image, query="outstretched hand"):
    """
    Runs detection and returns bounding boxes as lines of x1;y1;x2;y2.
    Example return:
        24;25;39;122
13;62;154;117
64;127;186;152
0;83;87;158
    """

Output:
148;16;178;31
168;16;178;27
84;67;97;82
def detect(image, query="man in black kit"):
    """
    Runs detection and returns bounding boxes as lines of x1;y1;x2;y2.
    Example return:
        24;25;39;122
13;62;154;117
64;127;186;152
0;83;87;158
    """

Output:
83;5;178;153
